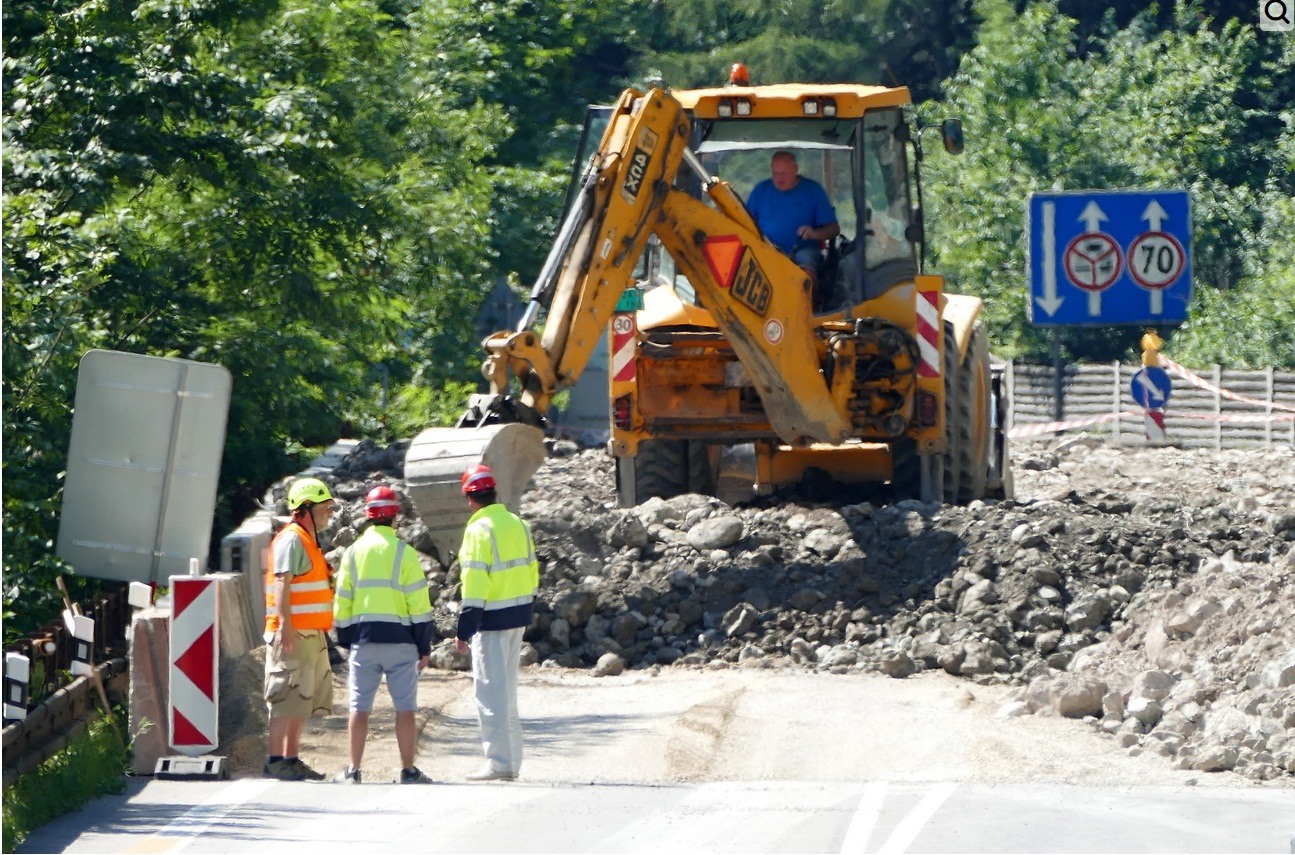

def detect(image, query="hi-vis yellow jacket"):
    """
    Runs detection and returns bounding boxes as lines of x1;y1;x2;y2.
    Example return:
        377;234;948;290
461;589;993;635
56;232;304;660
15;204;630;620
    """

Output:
455;503;539;641
334;525;434;653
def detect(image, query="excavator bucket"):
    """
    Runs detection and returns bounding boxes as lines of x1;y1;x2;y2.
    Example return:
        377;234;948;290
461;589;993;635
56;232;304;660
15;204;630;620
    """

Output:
403;423;547;566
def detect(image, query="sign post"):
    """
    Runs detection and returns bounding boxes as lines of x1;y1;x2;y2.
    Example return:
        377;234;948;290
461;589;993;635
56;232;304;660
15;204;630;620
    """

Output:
1131;330;1172;443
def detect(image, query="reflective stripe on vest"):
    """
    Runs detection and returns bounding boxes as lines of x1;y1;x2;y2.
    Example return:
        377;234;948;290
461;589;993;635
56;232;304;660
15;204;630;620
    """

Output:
459;506;538;611
265;522;334;632
335;538;433;627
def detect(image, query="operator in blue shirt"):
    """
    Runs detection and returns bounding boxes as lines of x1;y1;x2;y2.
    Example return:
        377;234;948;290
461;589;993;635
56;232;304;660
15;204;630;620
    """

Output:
746;150;840;289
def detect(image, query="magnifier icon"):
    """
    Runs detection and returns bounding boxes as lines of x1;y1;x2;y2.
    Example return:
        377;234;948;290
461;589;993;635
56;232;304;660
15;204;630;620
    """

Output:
1262;0;1291;26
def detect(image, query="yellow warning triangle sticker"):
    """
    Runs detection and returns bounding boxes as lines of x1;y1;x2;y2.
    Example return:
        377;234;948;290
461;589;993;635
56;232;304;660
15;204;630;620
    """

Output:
703;235;744;289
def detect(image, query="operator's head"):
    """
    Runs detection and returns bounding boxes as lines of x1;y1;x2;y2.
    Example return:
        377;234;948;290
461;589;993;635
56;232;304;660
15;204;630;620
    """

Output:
364;484;400;523
461;463;497;507
770;150;799;191
286;477;336;530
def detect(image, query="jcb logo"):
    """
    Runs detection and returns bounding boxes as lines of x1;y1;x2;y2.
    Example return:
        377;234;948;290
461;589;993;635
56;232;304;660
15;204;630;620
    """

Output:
622;148;650;201
621;129;659;204
732;255;771;316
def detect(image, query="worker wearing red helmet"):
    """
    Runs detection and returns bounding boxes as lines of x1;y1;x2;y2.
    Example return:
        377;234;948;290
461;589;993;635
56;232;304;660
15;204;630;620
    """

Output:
332;485;435;784
454;463;540;782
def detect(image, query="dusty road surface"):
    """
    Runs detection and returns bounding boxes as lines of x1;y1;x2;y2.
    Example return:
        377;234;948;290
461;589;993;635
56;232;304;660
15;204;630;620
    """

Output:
23;666;1293;855
283;666;1257;790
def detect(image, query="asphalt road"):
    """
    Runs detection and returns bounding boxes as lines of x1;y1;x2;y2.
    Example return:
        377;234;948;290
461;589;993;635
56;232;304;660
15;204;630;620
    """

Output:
17;776;1295;854
16;669;1295;853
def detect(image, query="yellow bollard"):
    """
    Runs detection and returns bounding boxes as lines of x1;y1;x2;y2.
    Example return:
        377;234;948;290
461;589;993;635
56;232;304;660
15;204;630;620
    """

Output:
1140;329;1164;367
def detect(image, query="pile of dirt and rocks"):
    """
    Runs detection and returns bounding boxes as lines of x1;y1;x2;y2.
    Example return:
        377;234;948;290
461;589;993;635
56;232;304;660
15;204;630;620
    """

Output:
268;437;1295;783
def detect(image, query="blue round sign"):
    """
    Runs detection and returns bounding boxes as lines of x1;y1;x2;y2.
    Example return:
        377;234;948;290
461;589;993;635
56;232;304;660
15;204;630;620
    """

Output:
1130;366;1173;409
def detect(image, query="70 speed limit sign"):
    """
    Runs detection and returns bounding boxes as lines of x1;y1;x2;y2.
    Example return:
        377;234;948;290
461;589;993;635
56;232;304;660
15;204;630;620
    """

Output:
1127;231;1186;289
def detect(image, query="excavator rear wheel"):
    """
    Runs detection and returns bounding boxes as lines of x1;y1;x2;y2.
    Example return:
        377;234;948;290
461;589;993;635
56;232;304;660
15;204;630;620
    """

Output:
952;322;992;503
616;439;714;506
939;323;963;503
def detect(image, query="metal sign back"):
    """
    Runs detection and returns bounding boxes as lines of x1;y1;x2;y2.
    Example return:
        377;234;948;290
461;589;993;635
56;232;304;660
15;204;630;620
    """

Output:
1027;189;1193;326
56;350;232;584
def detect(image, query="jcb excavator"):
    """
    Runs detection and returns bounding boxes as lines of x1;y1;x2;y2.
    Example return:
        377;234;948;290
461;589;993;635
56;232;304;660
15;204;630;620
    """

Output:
405;68;1013;564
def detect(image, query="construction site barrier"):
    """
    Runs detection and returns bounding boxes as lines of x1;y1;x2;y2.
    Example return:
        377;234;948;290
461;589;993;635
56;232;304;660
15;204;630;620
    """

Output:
1006;360;1295;447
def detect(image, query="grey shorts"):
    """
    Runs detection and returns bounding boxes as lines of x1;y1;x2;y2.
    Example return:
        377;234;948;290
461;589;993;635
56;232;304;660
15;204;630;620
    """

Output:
347;643;419;712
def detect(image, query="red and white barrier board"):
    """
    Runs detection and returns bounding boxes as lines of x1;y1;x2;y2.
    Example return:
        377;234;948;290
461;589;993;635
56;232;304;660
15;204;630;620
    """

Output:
168;576;219;757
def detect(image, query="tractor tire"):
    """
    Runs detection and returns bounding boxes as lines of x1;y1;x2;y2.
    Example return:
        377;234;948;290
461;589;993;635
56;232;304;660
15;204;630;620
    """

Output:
952;322;992;503
616;439;714;506
940;322;963;502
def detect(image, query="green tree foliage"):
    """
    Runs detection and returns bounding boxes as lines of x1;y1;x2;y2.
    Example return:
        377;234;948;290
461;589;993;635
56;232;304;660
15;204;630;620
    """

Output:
2;0;514;638
634;0;978;99
414;0;643;282
920;0;1295;365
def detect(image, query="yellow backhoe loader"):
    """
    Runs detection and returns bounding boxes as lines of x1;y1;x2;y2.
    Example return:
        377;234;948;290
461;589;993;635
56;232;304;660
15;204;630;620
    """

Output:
405;70;1012;564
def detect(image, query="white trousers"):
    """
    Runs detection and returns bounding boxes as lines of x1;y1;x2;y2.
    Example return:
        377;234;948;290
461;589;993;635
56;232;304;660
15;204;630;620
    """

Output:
470;627;524;774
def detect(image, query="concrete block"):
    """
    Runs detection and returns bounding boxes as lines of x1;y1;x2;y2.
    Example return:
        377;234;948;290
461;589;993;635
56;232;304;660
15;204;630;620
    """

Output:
128;608;170;775
221;512;275;629
212;572;258;659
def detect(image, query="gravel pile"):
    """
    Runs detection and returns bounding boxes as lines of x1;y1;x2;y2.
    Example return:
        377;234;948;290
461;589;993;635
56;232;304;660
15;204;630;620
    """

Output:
284;437;1295;783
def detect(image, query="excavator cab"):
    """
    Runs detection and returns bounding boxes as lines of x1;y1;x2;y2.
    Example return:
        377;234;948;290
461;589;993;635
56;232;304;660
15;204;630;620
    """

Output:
687;107;920;314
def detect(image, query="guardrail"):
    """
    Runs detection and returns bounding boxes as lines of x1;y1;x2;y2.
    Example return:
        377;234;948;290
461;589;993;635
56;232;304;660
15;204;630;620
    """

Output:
1006;361;1295;448
2;585;133;788
2;658;129;789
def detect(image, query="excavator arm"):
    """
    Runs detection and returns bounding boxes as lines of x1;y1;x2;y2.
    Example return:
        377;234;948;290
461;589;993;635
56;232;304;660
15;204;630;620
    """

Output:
476;87;848;445
408;87;853;564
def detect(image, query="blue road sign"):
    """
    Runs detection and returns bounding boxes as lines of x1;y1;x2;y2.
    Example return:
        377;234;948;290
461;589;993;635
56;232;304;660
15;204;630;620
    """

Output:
1130;366;1173;409
1027;190;1193;326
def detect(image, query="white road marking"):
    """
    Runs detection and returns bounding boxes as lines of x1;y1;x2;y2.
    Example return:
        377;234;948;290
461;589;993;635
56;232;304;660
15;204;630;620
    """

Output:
839;780;888;853
876;781;957;854
124;778;275;854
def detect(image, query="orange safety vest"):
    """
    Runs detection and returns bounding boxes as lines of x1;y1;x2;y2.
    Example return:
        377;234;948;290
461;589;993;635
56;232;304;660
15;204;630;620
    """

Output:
264;522;334;633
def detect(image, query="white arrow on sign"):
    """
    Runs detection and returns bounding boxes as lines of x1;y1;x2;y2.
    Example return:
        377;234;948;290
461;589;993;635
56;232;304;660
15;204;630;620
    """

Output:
1136;369;1167;406
1142;199;1168;231
1035;201;1064;316
1079;200;1108;232
1134;198;1186;316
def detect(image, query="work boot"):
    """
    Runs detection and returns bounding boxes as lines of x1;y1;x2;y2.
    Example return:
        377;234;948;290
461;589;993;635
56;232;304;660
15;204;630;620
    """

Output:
263;758;305;781
288;757;325;781
466;766;516;782
400;766;433;784
333;767;361;784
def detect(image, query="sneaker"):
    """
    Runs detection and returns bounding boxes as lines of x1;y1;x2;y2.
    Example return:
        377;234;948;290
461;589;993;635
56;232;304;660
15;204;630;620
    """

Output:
289;757;326;781
334;767;361;784
263;758;305;781
466;766;516;782
400;766;433;784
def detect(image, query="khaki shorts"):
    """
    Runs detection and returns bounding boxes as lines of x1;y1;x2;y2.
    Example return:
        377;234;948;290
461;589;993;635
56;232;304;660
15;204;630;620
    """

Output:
264;628;333;718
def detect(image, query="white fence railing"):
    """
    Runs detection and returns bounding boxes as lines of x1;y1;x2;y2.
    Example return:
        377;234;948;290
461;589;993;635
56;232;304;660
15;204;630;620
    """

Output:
1005;360;1295;449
